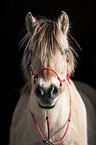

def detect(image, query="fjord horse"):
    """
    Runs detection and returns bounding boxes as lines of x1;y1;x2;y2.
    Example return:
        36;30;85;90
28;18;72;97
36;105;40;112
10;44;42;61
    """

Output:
10;11;96;145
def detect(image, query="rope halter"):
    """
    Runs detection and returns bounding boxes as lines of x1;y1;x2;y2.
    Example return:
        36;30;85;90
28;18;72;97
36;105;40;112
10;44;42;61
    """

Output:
30;56;70;87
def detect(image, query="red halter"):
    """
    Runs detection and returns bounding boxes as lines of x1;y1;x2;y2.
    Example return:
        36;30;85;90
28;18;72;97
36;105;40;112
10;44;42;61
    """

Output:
29;58;71;144
30;57;70;86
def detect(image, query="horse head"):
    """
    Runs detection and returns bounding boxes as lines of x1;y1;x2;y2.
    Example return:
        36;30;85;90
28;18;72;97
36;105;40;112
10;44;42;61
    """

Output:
22;11;74;109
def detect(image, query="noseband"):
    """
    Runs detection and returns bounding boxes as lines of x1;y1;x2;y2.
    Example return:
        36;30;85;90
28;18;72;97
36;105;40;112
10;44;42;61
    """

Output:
30;57;70;87
29;58;71;145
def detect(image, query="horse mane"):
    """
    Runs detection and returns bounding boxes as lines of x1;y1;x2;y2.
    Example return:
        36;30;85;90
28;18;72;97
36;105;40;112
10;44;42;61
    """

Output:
20;16;76;85
23;17;68;54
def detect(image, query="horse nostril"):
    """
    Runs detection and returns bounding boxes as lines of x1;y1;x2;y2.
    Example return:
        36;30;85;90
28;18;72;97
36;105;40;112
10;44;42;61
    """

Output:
35;85;44;97
50;85;59;98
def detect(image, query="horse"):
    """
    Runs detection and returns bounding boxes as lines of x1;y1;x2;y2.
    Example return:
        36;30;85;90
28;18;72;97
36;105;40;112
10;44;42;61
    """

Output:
10;11;96;145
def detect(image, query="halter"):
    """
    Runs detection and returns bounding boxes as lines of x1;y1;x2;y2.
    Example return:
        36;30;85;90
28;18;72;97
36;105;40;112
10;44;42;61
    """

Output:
30;56;70;86
29;58;72;144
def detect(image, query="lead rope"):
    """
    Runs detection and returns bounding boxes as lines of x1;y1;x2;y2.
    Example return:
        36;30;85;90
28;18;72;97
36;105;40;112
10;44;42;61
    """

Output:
30;81;71;144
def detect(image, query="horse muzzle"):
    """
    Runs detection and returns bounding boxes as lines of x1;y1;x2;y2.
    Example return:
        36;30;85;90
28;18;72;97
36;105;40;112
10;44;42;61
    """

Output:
35;84;59;109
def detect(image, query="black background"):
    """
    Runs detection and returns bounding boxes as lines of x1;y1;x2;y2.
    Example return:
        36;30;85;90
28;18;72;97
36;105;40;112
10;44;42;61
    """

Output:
1;0;96;145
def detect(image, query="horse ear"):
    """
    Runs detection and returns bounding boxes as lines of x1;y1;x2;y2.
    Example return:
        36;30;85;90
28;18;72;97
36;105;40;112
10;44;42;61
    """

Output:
57;11;69;34
25;12;37;34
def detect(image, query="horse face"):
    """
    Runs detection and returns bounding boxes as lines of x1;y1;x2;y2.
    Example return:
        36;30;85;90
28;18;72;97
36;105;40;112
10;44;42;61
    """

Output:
32;49;67;109
24;11;74;109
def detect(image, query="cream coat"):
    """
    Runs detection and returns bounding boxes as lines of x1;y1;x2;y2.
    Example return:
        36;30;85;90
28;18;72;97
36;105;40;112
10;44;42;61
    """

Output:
10;11;96;145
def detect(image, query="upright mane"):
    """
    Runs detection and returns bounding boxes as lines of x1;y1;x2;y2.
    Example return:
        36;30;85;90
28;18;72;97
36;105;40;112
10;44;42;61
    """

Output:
20;12;75;86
